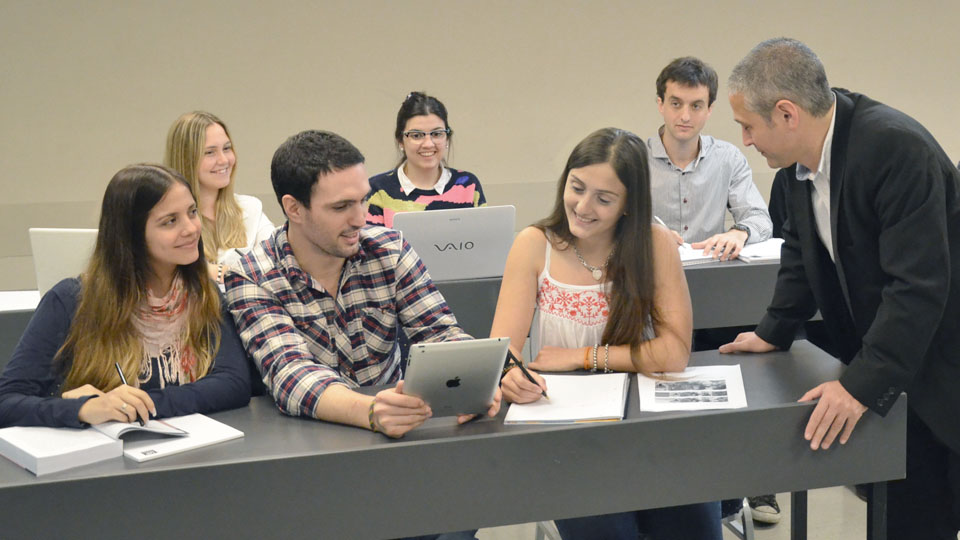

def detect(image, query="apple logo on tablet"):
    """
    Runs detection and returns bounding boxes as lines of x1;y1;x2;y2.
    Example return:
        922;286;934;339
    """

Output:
446;377;461;388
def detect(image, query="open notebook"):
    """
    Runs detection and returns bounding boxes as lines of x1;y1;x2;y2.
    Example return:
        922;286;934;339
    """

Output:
504;373;629;424
0;413;243;475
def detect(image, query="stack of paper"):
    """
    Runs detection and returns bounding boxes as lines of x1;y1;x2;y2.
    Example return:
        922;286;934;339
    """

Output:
678;243;718;266
738;238;784;263
504;373;629;424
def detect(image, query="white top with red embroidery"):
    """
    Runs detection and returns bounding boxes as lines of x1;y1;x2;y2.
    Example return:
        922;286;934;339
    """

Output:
531;242;611;358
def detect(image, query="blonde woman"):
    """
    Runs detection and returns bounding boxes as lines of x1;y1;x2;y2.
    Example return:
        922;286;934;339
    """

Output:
165;111;275;285
0;164;250;427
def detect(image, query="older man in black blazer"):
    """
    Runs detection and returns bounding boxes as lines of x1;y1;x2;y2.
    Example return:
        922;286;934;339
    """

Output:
720;38;960;539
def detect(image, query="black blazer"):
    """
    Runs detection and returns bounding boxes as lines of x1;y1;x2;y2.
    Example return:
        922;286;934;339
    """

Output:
756;89;960;454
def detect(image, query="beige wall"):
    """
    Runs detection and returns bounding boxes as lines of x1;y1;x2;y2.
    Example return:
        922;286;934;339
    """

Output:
2;0;958;290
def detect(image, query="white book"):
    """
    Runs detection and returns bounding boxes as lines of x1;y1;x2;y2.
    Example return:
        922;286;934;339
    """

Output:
0;413;243;475
678;243;720;266
738;238;784;263
122;413;244;462
0;426;122;476
504;373;629;424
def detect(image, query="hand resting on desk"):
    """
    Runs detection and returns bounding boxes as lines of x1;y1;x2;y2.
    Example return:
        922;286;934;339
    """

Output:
799;381;868;451
690;228;748;262
720;331;869;450
717;331;775;354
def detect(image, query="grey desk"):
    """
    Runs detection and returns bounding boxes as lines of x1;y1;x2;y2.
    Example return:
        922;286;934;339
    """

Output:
435;277;502;338
0;341;905;539
683;259;783;329
434;262;785;337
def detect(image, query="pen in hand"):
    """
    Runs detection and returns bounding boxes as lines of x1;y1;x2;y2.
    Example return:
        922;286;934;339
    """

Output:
506;349;549;400
114;362;145;426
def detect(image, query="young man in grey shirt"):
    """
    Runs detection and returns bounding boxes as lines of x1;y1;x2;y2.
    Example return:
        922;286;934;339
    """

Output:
648;57;772;262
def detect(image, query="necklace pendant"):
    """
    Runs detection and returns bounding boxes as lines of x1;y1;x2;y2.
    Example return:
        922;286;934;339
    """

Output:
592;268;603;281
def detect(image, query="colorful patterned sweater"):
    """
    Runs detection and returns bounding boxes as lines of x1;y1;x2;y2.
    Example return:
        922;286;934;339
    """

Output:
365;167;486;227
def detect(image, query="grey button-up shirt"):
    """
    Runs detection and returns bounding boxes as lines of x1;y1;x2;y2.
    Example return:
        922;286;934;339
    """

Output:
647;131;772;244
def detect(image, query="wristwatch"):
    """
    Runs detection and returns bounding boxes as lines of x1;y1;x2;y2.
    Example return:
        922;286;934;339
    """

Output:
730;224;750;241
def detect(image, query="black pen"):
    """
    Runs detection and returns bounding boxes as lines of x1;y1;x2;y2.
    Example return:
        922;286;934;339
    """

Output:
114;362;145;426
506;349;549;400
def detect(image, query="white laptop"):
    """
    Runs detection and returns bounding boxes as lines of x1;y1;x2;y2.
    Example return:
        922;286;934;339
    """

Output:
402;337;509;417
29;228;98;295
391;206;515;282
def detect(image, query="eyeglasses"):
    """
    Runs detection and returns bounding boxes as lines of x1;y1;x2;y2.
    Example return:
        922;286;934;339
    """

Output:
402;128;451;142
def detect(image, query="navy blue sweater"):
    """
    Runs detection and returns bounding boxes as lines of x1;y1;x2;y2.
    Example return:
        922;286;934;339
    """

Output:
0;278;250;428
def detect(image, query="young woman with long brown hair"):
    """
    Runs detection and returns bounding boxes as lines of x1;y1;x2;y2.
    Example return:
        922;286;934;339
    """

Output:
0;164;250;427
490;128;720;540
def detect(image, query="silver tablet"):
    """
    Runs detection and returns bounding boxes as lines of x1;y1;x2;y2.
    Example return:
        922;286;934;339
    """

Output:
402;337;510;417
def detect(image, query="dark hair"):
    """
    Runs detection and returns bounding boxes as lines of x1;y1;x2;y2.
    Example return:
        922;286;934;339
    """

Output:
656;57;719;106
60;163;221;390
536;128;658;353
98;164;210;294
393;92;453;167
270;130;365;212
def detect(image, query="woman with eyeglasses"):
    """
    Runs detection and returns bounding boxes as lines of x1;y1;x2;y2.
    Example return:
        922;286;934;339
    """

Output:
366;92;486;228
165;111;275;287
0;164;250;428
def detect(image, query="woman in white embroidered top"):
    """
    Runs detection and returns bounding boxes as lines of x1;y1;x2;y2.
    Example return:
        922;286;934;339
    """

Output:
490;128;719;540
165;111;275;286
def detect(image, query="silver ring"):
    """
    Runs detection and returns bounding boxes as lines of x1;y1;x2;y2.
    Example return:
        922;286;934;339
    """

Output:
121;402;128;411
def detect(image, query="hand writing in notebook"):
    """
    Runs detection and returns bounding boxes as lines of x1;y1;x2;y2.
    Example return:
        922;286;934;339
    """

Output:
501;351;549;405
75;385;156;426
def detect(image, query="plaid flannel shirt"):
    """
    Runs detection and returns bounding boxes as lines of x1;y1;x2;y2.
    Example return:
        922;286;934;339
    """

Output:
225;224;467;417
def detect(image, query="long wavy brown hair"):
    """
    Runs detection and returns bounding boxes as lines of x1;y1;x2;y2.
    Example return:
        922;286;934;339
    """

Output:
58;164;222;391
164;111;246;262
535;128;658;355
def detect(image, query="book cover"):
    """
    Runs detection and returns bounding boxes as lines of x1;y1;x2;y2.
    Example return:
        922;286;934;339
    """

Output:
0;426;122;476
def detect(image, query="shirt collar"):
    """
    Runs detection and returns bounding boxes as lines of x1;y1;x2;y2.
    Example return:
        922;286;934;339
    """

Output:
275;223;370;284
651;126;711;170
397;163;452;195
796;101;837;181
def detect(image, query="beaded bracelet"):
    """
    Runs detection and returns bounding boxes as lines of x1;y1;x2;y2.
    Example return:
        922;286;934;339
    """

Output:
368;398;378;432
591;344;599;372
603;344;611;373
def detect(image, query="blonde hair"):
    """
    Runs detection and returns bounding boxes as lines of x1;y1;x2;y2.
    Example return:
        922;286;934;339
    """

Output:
59;164;221;391
164;111;246;262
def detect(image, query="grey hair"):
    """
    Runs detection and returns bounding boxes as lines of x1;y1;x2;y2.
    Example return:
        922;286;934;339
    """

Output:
728;37;835;120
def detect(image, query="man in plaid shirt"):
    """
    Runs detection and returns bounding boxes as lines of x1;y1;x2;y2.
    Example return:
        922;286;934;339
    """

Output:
225;130;501;439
